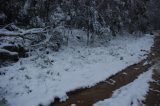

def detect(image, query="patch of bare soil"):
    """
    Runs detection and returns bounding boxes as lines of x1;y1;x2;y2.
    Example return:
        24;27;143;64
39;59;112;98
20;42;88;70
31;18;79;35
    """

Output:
144;67;160;106
48;34;160;106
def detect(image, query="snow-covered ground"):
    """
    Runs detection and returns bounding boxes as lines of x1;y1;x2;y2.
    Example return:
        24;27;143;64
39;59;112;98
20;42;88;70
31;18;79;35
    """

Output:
93;69;153;106
0;31;154;106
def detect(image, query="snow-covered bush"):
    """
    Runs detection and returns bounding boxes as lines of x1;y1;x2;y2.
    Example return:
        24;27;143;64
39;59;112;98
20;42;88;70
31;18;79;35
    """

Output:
49;6;66;26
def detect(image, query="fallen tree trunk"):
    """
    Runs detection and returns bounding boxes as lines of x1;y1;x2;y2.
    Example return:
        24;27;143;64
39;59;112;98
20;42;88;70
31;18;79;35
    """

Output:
0;25;47;40
0;49;19;62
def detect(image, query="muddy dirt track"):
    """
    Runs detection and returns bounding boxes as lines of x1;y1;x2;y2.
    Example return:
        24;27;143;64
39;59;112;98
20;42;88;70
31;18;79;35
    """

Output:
48;32;160;106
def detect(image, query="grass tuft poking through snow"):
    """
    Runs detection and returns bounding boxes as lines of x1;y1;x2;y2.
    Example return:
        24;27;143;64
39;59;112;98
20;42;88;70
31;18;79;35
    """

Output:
0;33;154;106
93;69;153;106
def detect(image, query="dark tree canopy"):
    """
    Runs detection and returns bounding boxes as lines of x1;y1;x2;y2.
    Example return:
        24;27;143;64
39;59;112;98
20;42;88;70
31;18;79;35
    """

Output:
0;0;159;33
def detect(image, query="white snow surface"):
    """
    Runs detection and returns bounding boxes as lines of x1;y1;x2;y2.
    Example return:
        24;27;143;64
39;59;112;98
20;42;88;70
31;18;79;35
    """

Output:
93;69;153;106
0;32;154;106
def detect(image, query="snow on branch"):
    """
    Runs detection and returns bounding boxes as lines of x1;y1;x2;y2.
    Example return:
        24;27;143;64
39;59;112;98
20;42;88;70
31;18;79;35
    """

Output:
0;25;47;40
0;48;18;56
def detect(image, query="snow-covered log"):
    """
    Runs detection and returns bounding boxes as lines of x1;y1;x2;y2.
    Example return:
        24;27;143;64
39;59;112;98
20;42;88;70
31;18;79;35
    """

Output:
0;49;19;62
0;25;47;40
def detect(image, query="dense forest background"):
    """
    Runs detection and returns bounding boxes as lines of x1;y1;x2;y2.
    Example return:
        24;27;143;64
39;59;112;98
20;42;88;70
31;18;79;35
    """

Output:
1;0;160;32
